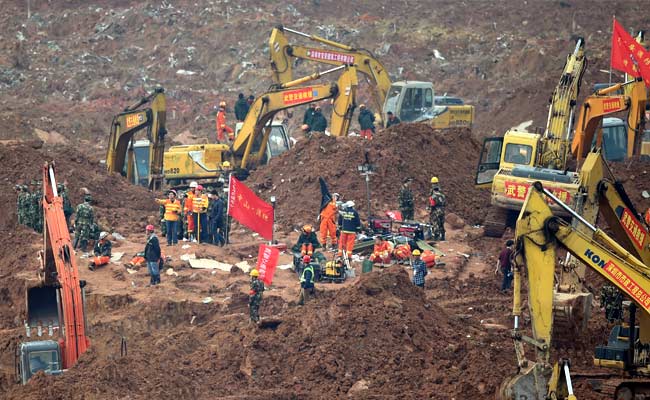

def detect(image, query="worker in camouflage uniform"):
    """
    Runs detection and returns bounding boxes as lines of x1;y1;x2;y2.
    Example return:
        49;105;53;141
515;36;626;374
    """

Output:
600;284;623;322
428;177;446;241
31;181;43;233
15;185;30;226
159;203;167;236
57;183;74;229
398;178;414;221
248;269;264;324
73;194;95;251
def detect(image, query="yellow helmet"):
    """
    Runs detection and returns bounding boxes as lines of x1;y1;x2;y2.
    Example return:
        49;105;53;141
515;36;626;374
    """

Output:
219;101;227;107
302;224;313;233
222;161;231;168
430;177;439;184
250;269;259;277
412;249;421;256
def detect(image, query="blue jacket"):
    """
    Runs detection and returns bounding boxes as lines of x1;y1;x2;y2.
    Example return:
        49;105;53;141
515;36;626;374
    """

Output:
338;208;361;233
144;234;161;262
412;259;427;286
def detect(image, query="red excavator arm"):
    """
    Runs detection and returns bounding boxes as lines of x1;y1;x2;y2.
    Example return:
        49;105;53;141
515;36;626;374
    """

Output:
38;162;89;368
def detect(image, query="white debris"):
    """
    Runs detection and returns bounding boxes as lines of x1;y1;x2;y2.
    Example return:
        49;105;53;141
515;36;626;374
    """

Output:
433;49;445;60
176;69;196;76
180;253;196;261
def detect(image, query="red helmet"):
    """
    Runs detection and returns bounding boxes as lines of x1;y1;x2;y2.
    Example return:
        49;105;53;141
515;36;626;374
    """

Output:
302;255;311;263
146;224;155;231
196;185;204;191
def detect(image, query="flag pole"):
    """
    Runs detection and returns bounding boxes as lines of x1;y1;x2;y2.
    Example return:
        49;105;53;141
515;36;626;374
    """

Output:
610;15;615;84
225;172;232;246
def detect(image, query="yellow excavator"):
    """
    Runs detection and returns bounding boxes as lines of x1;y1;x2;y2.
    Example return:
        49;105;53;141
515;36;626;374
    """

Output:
105;87;167;190
268;25;474;129
502;181;650;400
163;65;358;184
476;38;648;237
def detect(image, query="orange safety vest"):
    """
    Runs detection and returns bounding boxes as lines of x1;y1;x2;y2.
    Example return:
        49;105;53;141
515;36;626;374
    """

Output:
157;199;181;221
185;191;195;213
192;194;209;213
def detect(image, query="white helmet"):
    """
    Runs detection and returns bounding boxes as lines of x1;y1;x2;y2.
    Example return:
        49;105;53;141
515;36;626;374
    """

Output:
99;231;109;240
189;181;198;188
332;192;340;198
345;200;355;208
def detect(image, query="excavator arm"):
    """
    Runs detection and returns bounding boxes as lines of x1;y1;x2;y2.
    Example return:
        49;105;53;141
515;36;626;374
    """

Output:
232;65;358;169
105;88;167;190
269;25;389;113
503;181;650;400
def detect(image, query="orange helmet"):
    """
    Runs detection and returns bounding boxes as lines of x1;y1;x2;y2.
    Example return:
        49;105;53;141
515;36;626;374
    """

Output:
302;224;313;233
219;101;226;107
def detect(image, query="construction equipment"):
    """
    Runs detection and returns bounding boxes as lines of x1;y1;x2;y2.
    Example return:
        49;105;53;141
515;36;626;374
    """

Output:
476;38;648;237
501;181;650;400
163;65;358;184
16;162;90;384
268;25;474;129
106;87;167;190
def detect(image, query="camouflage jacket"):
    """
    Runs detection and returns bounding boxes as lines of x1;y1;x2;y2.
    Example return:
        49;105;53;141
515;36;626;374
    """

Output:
250;278;265;300
75;202;94;226
429;190;447;210
398;187;414;208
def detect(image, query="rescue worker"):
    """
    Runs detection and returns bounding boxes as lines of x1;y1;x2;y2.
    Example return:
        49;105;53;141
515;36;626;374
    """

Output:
428;177;447;241
15;185;28;226
369;236;393;266
411;249;427;288
385;111;401;127
296;224;321;257
31;182;43;233
192;185;209;243
392;241;412;264
296;254;310;278
89;231;112;271
144;224;161;286
249;269;264;324
73;194;95;251
319;192;339;251
495;239;514;292
185;182;198;241
358;104;376;140
234;93;250;122
216;101;234;143
600;284;623;322
337;201;361;261
298;259;316;306
645;208;650;227
208;189;225;246
156;190;181;246
310;106;327;134
177;191;186;242
398;178;414;221
302;103;316;133
57;183;74;229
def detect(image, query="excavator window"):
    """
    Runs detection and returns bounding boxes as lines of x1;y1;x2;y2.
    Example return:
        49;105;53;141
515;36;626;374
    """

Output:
599;120;627;161
504;143;532;165
268;127;290;157
28;350;58;375
384;87;402;115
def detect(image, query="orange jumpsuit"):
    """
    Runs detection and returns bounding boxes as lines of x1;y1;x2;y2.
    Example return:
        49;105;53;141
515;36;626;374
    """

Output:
185;191;196;232
216;109;234;142
392;243;411;261
369;241;393;264
319;201;338;246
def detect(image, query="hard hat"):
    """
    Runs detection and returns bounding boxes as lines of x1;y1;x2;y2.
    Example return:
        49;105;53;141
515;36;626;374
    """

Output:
430;177;439;184
250;269;259;277
168;189;177;196
219;101;227;107
302;255;311;263
99;231;109;240
190;181;198;188
146;224;155;231
196;185;204;191
57;183;64;190
332;192;340;198
222;161;231;168
345;200;355;208
84;194;92;202
302;224;313;233
412;249;421;256
315;105;321;110
359;104;366;109
301;124;310;131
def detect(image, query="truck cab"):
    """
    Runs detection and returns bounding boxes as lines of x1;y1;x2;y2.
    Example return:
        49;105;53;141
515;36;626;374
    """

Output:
16;340;63;384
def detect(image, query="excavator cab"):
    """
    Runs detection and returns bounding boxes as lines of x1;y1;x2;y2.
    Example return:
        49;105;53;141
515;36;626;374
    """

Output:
15;340;63;384
383;82;434;123
599;117;627;161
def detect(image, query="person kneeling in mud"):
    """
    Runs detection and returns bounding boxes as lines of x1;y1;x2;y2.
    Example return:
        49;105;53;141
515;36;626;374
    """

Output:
89;231;112;271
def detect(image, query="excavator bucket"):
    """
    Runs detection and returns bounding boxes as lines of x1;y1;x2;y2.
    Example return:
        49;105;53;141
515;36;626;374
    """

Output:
499;363;548;400
553;292;593;339
26;286;60;332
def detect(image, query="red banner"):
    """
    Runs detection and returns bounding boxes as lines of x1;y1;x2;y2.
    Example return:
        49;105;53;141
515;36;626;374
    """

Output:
228;176;274;240
282;87;314;106
611;18;650;87
619;208;647;249
504;181;572;204
256;244;279;286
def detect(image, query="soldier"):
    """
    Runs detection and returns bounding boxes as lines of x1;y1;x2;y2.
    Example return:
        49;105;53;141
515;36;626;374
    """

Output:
73;194;95;251
248;269;264;324
159;203;167;236
15;185;29;226
600;284;623;322
398;178;414;221
428;177;447;241
31;181;43;233
57;183;74;229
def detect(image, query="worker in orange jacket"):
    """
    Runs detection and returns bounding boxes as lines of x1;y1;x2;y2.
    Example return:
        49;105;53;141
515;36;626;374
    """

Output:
393;242;412;263
185;182;198;241
192;185;209;243
369;236;393;265
89;231;112;271
216;101;234;143
319;192;339;250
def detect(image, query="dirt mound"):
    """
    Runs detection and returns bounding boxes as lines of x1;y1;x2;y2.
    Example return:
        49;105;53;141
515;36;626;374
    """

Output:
608;157;650;214
4;267;512;399
248;124;489;231
0;142;159;235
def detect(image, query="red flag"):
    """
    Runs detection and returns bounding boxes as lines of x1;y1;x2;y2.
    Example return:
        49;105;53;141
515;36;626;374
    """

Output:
256;244;279;286
611;18;650;87
227;176;274;240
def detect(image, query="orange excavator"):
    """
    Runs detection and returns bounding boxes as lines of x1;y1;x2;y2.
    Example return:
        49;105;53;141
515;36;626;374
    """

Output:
15;162;90;384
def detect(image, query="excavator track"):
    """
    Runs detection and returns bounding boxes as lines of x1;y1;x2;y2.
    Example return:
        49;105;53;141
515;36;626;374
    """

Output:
483;206;509;238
